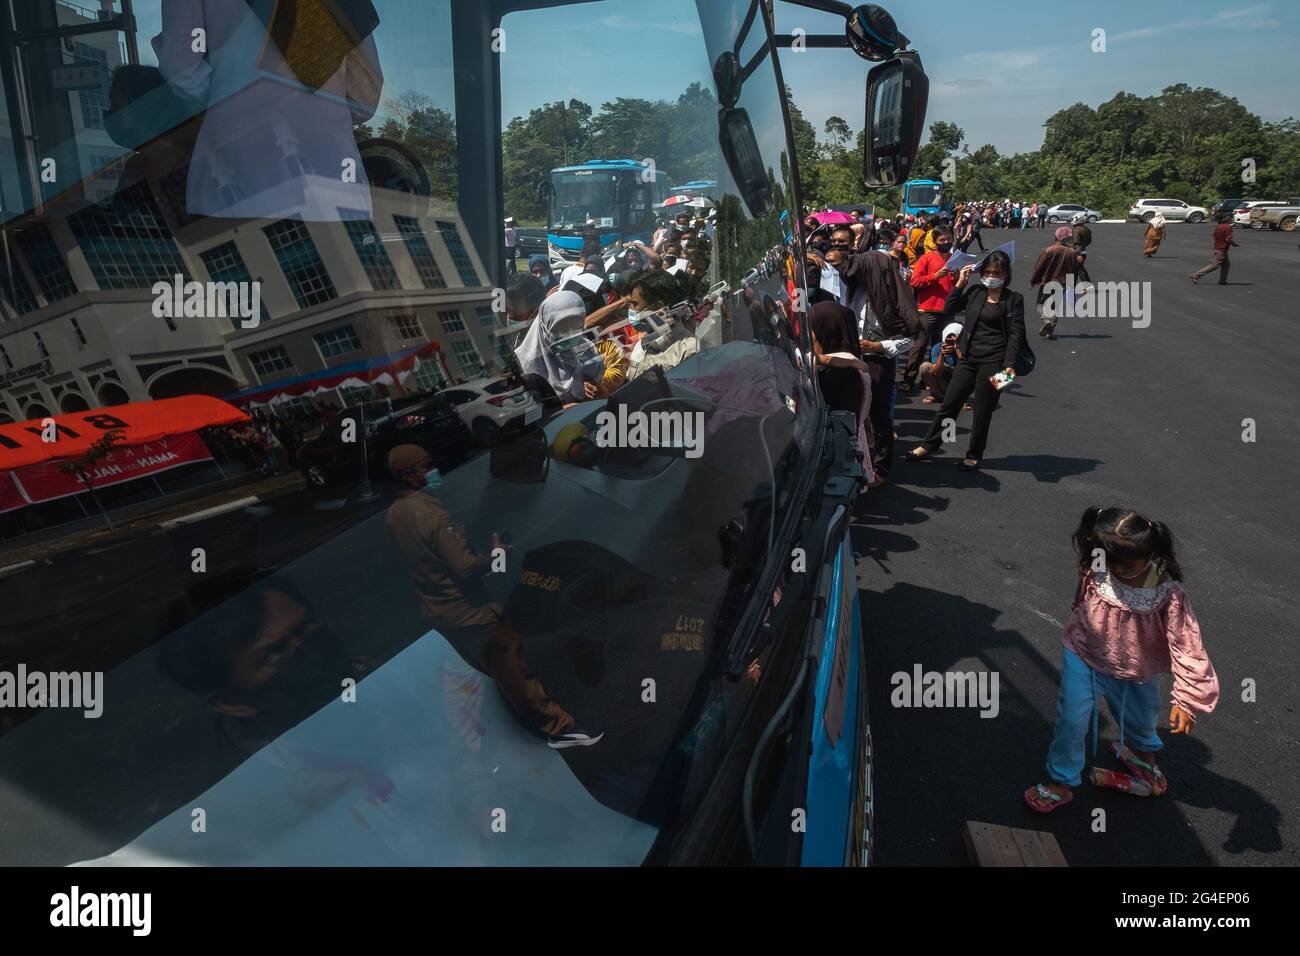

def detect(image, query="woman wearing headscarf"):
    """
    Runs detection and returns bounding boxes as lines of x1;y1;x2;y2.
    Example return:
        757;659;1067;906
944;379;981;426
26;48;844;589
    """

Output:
514;290;610;404
1029;226;1083;340
1143;213;1166;257
810;300;874;480
528;254;557;291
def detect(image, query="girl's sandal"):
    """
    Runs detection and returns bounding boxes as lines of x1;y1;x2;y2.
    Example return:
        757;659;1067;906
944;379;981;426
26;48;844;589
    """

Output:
1089;766;1153;796
904;447;932;462
957;458;981;472
922;395;938;404
1112;742;1168;796
1024;783;1073;814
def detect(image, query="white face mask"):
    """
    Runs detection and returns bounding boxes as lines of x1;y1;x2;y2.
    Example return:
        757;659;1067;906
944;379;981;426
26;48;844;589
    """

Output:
981;276;1005;290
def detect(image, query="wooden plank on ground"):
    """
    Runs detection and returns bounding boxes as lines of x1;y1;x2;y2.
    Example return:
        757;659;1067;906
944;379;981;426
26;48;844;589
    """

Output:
1009;826;1068;867
963;820;1068;867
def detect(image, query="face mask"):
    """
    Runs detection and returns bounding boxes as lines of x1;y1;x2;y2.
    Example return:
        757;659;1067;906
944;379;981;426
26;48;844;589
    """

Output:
936;243;952;253
981;276;1005;289
422;468;443;495
626;308;641;322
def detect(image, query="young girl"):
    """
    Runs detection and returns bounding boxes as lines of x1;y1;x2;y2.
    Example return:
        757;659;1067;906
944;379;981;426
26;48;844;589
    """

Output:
1024;508;1219;812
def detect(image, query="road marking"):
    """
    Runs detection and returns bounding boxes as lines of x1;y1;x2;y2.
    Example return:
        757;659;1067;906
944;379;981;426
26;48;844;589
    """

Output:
1026;606;1064;629
158;496;261;530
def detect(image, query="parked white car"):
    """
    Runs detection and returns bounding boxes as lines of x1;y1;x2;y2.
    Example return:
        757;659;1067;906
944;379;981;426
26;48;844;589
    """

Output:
1128;198;1208;223
1045;203;1100;223
437;376;542;443
1235;201;1288;227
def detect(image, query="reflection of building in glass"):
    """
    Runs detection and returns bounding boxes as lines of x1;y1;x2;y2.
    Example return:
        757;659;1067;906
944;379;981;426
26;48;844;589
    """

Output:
0;0;488;424
0;182;496;422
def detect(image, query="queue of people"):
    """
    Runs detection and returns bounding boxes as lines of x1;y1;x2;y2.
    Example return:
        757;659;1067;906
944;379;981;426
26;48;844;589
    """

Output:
803;207;1027;480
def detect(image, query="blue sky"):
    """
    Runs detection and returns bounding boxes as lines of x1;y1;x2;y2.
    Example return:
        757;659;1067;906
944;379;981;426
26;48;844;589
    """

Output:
131;0;1300;156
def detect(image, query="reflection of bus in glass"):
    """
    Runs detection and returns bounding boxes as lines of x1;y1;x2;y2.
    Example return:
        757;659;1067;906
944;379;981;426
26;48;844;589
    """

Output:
901;178;947;217
677;180;719;201
547;160;671;266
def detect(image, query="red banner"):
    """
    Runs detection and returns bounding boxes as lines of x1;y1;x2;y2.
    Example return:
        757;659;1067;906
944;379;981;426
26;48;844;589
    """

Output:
1;432;214;513
0;395;248;471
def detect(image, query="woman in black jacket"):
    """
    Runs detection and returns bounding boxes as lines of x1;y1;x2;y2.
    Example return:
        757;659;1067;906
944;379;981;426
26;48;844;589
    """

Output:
905;250;1024;471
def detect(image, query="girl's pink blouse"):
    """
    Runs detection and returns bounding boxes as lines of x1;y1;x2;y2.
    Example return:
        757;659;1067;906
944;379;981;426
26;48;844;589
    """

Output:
1062;571;1219;716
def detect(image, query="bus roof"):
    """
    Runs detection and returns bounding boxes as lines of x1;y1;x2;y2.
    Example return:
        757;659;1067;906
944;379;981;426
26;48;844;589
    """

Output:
552;159;655;173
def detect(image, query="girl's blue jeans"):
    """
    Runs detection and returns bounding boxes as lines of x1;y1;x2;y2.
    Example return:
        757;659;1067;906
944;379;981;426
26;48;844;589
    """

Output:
1047;646;1163;787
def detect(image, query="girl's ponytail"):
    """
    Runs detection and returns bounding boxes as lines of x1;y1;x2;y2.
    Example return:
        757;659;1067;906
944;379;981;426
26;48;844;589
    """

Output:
1148;519;1183;581
1072;507;1102;575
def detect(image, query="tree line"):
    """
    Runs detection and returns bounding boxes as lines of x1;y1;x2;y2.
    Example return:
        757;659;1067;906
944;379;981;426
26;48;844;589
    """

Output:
363;82;1299;223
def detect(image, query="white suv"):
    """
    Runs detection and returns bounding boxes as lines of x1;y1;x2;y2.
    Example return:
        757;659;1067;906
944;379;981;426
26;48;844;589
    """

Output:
437;376;542;444
1128;198;1208;223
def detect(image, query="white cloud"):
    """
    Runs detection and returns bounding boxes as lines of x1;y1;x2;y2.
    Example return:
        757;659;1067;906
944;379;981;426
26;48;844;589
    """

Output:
1109;4;1279;43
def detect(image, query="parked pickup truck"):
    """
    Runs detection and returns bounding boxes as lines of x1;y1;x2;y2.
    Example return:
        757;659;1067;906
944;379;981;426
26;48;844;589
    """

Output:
1250;200;1300;231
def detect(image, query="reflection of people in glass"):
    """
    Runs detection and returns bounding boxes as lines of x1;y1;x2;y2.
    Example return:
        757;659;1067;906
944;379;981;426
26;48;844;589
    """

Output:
514;291;609;404
384;445;602;749
152;0;384;219
161;575;374;752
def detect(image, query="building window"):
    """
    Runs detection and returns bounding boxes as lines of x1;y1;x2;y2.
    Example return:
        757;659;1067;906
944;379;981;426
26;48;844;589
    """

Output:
33;331;49;359
0;258;39;315
314;325;362;360
390;315;424;340
393;215;446;289
451;339;481;376
200;241;271;328
338;384;378;406
71;42;111;130
68;182;188;289
0;344;12;371
264;219;338;308
495;334;514;367
70;318;87;349
408;357;446;393
438;309;466;333
477;306;497;328
437;221;480;286
19;225;77;303
249;346;294;379
343;218;401;290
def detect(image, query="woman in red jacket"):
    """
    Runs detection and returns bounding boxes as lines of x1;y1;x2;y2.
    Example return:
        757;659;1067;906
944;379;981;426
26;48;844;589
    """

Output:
900;224;957;391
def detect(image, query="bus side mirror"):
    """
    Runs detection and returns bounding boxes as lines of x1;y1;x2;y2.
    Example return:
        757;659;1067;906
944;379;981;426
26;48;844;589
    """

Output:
535;179;552;202
719;107;771;217
863;51;928;187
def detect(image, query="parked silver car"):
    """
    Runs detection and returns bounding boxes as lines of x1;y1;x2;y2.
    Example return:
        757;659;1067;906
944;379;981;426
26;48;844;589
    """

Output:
1045;203;1100;223
1128;198;1208;223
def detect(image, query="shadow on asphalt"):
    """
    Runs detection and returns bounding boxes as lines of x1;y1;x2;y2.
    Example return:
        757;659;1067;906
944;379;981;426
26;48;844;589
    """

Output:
854;578;1283;865
979;454;1104;484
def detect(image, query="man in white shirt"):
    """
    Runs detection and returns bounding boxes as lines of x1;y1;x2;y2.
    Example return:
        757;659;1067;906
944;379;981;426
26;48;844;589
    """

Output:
504;217;518;274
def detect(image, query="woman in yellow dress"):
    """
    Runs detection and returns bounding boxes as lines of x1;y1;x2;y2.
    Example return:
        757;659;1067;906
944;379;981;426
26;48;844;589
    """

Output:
1143;213;1166;257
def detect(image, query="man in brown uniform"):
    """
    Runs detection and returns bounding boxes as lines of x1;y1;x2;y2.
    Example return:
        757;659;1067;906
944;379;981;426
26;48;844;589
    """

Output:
384;444;601;749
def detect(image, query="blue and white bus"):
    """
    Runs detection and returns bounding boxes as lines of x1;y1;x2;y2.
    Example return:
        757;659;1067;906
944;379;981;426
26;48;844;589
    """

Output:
547;159;672;266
